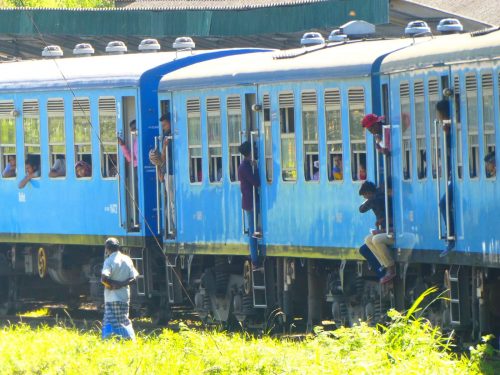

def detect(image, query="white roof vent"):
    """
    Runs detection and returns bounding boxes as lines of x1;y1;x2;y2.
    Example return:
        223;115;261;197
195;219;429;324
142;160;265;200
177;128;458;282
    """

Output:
173;36;195;50
339;20;375;39
138;38;161;53
300;32;325;46
328;29;348;43
42;45;63;58
105;41;127;54
73;43;95;57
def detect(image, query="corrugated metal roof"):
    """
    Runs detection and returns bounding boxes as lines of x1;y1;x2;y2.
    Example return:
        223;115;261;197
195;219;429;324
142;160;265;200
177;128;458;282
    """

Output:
159;38;413;91
117;0;331;10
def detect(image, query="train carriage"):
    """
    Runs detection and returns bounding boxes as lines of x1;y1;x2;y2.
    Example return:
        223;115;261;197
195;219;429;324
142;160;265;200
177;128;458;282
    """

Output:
0;47;268;312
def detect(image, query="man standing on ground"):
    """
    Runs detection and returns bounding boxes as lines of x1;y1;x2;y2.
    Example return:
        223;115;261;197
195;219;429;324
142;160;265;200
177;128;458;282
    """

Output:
101;237;139;340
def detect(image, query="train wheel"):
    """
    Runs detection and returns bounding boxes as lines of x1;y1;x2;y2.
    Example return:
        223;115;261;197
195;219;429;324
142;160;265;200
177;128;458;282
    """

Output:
37;247;47;279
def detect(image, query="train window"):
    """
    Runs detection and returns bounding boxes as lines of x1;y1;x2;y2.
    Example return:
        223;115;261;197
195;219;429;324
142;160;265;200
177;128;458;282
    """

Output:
187;98;202;183
454;76;463;179
302;91;318;181
325;89;343;181
348;88;366;181
23;99;41;177
0;100;16;178
400;83;411;181
466;74;479;178
99;97;118;179
47;99;66;178
279;92;296;181
207;97;222;183
482;73;495;179
263;94;273;183
73;98;92;178
428;78;439;179
414;81;426;179
227;95;242;182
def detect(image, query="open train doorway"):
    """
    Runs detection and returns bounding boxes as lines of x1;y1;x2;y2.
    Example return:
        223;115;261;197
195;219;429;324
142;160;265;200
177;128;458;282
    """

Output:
160;100;176;239
121;96;139;231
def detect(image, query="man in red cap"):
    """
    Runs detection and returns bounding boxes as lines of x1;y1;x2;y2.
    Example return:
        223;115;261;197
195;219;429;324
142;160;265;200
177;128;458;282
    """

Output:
361;114;390;156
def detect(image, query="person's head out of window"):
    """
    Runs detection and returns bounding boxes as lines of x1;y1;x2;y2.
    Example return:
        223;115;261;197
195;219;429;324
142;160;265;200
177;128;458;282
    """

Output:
485;152;496;178
359;180;377;200
129;119;136;132
238;141;252;159
75;160;91;178
361;114;385;136
160;113;171;133
436;99;450;121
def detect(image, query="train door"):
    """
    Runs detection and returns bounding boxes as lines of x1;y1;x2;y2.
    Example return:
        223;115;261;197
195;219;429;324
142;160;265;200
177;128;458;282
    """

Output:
159;99;176;240
119;96;139;231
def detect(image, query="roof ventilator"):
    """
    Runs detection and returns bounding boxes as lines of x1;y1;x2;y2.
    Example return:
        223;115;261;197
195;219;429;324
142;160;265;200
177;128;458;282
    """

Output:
73;43;94;57
105;41;127;55
42;45;63;58
138;38;161;53
172;36;195;58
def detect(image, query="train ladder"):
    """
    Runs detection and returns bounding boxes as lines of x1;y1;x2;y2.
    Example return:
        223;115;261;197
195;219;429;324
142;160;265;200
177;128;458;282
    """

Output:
166;260;175;303
252;265;267;308
130;250;146;296
449;265;461;325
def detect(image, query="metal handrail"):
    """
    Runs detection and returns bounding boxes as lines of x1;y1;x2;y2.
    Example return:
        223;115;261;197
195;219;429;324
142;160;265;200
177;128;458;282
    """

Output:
434;119;443;239
129;131;138;227
250;130;259;233
442;119;452;240
154;136;161;233
165;134;174;236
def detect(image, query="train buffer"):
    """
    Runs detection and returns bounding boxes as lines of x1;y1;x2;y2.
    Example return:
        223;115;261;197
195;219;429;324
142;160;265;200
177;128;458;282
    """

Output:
252;265;267;308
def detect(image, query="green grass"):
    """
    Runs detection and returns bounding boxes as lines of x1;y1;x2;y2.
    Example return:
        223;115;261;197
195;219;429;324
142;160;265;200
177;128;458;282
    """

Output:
0;311;497;375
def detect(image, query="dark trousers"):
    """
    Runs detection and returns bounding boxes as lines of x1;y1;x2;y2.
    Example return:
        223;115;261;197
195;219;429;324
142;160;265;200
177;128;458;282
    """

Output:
359;244;385;279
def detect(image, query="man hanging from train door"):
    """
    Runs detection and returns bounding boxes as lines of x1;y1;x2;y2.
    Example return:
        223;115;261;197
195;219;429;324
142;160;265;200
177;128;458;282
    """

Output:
238;141;261;270
101;237;139;340
159;113;176;237
436;99;455;257
358;114;395;284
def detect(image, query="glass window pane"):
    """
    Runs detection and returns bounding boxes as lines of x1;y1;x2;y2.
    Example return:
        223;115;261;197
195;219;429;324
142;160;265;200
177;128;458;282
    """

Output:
348;88;365;181
482;74;495;179
428;78;439;179
227;95;242;182
400;83;411;180
48;99;66;178
414;81;426;179
302;91;318;181
279;92;296;181
187;98;202;183
73;98;92;178
466;74;479;178
325;89;343;181
99;97;117;178
207;97;222;183
0;100;16;178
23;99;41;176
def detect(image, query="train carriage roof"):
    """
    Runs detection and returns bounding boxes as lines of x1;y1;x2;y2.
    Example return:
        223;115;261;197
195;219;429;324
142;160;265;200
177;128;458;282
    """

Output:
0;51;200;92
380;29;500;73
159;39;414;91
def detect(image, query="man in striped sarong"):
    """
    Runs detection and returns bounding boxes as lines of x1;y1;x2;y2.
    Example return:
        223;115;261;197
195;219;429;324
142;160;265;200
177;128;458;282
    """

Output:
101;237;139;340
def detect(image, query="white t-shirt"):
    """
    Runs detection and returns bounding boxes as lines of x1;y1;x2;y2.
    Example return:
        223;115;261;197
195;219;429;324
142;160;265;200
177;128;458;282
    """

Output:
101;251;139;303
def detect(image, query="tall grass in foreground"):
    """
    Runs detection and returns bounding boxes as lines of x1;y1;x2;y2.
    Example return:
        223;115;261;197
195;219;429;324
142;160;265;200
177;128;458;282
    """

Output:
0;290;497;374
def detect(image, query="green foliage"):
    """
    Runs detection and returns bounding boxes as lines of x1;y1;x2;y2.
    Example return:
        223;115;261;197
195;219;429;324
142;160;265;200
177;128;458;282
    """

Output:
0;317;495;374
2;0;114;8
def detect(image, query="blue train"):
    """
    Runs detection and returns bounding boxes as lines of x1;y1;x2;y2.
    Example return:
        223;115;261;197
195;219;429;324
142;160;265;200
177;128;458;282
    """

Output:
1;29;499;339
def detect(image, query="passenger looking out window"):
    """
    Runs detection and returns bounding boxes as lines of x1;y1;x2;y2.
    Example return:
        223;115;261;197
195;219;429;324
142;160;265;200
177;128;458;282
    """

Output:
2;155;16;178
485;152;496;178
160;113;176;236
49;155;66;177
118;120;138;167
75;160;91;178
332;155;343;180
312;160;319;181
358;162;367;181
19;155;40;189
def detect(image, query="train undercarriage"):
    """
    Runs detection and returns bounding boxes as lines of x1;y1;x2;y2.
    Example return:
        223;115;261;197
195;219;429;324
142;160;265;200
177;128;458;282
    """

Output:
2;243;500;344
